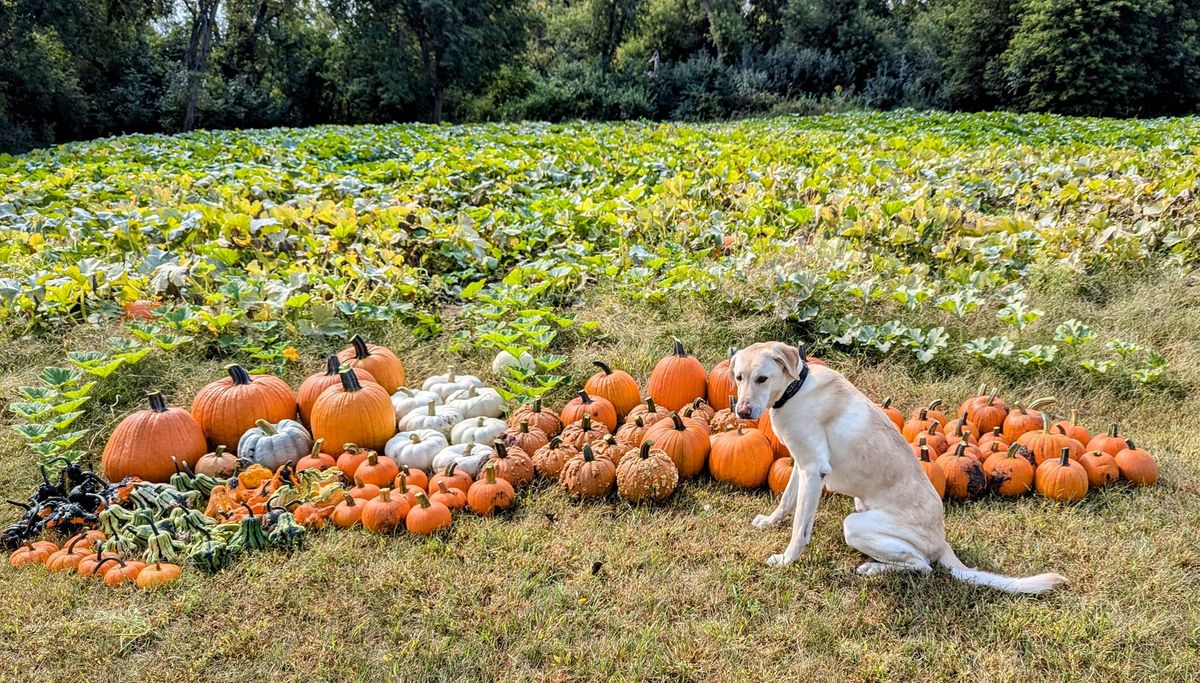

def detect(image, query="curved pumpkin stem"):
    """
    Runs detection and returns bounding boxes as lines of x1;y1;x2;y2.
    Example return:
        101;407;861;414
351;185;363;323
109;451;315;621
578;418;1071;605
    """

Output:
639;440;654;459
1027;397;1056;411
255;419;277;435
927;399;942;412
324;355;341;376
350;334;371;360
593;360;613;375
226;364;253;385
577;390;594;405
668;412;685;431
1006;443;1022;459
415;491;432;509
147;391;169;413
494;441;510;459
1124;437;1137;450
341;492;357;506
881;397;893;409
548;436;562;449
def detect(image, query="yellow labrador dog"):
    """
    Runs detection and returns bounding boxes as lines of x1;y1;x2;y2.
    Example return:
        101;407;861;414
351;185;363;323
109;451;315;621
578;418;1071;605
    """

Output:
732;341;1066;594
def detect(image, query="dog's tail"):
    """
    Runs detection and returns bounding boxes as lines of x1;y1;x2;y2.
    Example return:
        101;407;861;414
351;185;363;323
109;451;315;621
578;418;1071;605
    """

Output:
937;546;1067;594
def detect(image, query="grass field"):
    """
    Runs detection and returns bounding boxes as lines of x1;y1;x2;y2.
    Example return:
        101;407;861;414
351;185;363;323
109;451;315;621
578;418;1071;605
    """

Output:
1;112;1199;681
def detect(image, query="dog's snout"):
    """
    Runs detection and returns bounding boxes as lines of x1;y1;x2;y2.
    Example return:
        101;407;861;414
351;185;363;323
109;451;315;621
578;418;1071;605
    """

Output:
736;402;753;419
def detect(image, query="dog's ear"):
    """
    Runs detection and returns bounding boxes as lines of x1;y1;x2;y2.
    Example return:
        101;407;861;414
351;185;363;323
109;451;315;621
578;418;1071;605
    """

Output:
771;344;801;380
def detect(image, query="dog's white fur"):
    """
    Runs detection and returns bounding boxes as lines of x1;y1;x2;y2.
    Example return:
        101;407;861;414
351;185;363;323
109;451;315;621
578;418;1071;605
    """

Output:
733;341;1067;594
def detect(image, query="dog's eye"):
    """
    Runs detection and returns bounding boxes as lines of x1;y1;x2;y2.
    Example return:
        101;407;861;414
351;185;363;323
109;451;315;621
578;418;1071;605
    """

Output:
755;376;767;384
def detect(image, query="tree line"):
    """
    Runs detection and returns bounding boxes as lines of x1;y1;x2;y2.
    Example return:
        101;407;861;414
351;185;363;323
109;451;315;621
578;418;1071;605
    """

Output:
3;0;1200;153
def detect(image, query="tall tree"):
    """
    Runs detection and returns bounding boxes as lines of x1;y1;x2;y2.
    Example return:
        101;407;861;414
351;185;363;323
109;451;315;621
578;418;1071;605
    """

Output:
182;0;221;130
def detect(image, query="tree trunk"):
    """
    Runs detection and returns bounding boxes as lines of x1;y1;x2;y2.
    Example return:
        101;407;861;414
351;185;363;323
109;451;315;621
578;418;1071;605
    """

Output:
432;85;445;123
183;0;220;132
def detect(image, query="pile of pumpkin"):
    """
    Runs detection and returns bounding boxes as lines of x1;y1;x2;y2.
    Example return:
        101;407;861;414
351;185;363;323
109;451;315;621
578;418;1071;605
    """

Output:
885;389;1159;503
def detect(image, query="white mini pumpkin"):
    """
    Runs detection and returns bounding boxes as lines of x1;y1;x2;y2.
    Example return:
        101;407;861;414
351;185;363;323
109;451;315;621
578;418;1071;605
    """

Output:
390;387;441;422
446;386;505;419
383;429;448;473
431;441;495;478
398;402;463;438
237;419;312;471
450;416;508;445
491;350;535;377
421;367;483;400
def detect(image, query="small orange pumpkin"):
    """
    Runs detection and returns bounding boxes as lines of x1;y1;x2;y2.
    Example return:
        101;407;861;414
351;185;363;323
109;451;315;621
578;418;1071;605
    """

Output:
406;492;453;535
1079;449;1120;488
708;424;773;489
361;488;410;533
917;445;946;498
1114;438;1158;487
1086;423;1127;457
936;443;988;500
430;481;468;510
1053;409;1091;445
296;438;335;472
1035;447;1088;502
1001;398;1055;444
878;397;904;431
429;462;473;495
331;493;366;528
767;456;794;495
560;391;618;433
983;443;1034;497
467;464;515;515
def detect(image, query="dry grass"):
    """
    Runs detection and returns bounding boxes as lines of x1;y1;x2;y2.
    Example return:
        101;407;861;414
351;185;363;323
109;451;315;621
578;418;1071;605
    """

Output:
1;273;1199;682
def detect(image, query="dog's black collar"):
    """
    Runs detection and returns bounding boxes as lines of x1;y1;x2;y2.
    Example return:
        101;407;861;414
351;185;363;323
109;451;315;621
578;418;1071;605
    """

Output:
772;363;809;410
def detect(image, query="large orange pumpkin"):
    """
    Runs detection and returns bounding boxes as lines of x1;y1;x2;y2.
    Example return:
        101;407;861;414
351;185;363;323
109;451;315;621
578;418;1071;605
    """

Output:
642;412;709;479
297;355;377;426
709;425;773;489
706;347;737;413
310;371;395;452
103;392;208;483
191;364;296;454
337;334;406;393
646;340;707;412
560;390;618;432
584;361;641;419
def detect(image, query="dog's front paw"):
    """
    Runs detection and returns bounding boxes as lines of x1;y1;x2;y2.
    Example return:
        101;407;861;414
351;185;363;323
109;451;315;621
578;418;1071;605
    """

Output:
752;514;778;530
766;553;796;567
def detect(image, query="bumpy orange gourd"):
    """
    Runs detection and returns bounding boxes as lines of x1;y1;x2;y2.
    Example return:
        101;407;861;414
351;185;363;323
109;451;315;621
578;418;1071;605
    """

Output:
560;444;616;500
195;445;238;478
297;355;377;426
584;360;641;419
191;365;296;453
490;441;534;488
532;437;577;479
642;412;710;479
311;371;395;453
983;443;1034;497
559;413;610;449
626;397;670;427
646;340;707;412
1114;438;1158;487
503;420;549;456
509;399;561;436
615;440;679;502
708;424;773;489
468;464;516;515
560;390;618;432
103;391;208;483
336;334;406;393
1035;447;1088;502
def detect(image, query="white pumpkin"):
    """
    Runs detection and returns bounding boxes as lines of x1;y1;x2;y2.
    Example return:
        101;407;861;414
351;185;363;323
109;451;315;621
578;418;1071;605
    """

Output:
421;366;483;400
446;386;505;419
450;416;508;445
391;387;441;422
237;419;312;471
383;429;448;473
431;442;495;478
491;350;535;376
398;402;463;439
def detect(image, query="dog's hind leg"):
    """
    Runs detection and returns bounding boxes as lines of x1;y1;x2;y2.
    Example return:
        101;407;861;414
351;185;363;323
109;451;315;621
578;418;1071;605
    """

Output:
843;510;933;576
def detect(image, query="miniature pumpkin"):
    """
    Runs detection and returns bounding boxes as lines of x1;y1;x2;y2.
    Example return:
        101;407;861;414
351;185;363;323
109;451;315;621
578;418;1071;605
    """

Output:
643;412;709;479
683;397;716;425
1015;412;1074;466
348;476;381;500
768;456;794;495
560;444;616;500
355;451;399;488
103;391;208;483
45;537;92;572
384;429;447;473
709;424;773;489
421;367;483;400
336;443;369;479
1079;449;1120;488
616;440;679;503
490;441;534;488
936;443;988;500
332;493;366;529
399;465;429;491
1001;398;1055;443
510;398;562;436
1114;438;1158;487
431;442;495;478
337;334;406;393
560;390;618;433
1053;409;1091;445
706;347;738;415
398;402;463;439
503;420;549;455
10;541;57;568
311;370;396;453
446;386;506;419
595;434;637;467
195;445;238;478
560;413;610;449
917;446;947;498
585;360;641;418
1086;423;1127;457
191;364;297;453
910;399;947;428
135;562;181;589
392;472;425;507
407;492;453;535
467;464;516;515
390;387;442;422
646;339;707;412
361;488;410;533
532;437;577;479
430;481;467;511
238;418;313;471
76;548;119;577
983;443;1034;497
626;396;671;427
878;397;904;431
977;426;1008;453
1035;447;1088;502
103;559;146;587
901;409;936;442
962;389;1009;435
450;416;508;445
296;438;335;472
429;462;473;495
297;355;378;425
918;421;949;456
615;416;651;446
